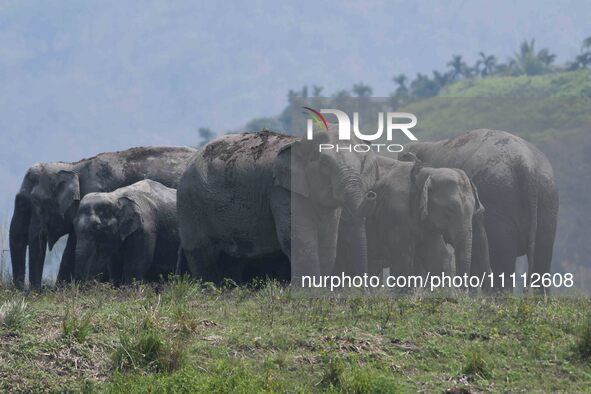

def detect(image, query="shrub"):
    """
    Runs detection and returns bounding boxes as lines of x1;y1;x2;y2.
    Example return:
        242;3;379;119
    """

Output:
574;317;591;360
319;354;345;389
171;303;198;334
112;316;187;373
167;274;197;302
0;298;31;331
463;347;491;379
62;308;93;343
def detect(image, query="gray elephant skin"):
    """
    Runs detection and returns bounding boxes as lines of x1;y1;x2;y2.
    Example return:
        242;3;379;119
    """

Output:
73;180;179;284
405;129;558;286
9;146;196;290
177;130;378;285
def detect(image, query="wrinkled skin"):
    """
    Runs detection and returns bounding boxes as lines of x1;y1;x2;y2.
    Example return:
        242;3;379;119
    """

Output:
9;146;196;290
404;129;558;290
73;180;179;284
357;156;489;279
177;129;378;286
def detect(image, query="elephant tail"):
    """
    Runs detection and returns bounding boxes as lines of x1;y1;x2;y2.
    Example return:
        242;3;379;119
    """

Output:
524;168;539;275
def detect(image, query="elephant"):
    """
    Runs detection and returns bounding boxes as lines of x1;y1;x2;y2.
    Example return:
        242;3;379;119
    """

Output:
403;129;558;289
73;180;179;283
177;129;379;285
356;155;489;279
9;146;197;290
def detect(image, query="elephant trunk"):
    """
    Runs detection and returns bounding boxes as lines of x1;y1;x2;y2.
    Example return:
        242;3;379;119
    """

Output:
453;225;473;277
9;196;30;289
340;174;374;276
74;239;94;281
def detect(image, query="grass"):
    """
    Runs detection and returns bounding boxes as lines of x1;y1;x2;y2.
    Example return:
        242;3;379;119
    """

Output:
574;315;591;360
62;302;94;344
0;298;31;331
0;281;589;392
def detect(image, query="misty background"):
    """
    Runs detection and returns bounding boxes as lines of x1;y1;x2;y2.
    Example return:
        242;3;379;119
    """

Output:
1;0;590;282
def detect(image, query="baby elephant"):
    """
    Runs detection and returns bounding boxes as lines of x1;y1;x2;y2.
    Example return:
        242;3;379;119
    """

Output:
365;156;490;278
73;180;179;284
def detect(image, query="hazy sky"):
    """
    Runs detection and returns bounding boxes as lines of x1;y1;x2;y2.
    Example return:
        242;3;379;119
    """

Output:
0;0;590;216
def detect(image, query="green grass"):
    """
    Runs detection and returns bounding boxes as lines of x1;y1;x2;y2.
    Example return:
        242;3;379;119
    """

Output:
0;281;589;392
0;297;31;331
440;70;591;98
397;69;591;144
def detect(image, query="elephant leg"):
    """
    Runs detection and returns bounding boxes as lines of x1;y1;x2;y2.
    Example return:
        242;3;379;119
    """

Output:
290;221;320;285
28;214;47;291
9;197;30;289
107;252;123;285
485;216;518;292
57;232;76;283
175;246;188;276
270;187;320;285
121;231;156;284
317;209;339;275
185;246;221;283
530;192;558;294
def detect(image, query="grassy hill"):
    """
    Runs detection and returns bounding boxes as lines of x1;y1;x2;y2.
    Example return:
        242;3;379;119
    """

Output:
0;281;590;392
440;70;591;98
401;70;591;144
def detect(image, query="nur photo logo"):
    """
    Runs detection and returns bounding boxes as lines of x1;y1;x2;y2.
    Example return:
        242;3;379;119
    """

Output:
303;107;418;153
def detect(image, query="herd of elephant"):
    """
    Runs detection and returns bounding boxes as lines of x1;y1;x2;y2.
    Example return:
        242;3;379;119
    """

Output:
9;128;558;291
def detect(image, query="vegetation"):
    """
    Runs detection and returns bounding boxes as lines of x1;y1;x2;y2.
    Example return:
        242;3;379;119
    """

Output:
234;36;591;137
0;280;589;392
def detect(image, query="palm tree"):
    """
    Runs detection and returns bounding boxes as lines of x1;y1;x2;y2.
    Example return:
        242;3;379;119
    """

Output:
509;39;555;76
392;74;408;96
569;36;591;70
410;73;439;98
567;52;591;70
312;85;324;97
393;74;408;90
537;48;556;66
352;83;373;97
432;70;452;89
447;55;469;81
475;52;497;77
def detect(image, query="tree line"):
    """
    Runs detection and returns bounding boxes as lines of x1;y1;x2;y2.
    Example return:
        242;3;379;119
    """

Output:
198;36;591;140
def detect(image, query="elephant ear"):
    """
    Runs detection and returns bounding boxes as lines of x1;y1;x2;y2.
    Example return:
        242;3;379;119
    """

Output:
56;171;81;220
118;197;143;241
273;135;326;197
470;180;485;215
399;151;421;164
419;175;432;221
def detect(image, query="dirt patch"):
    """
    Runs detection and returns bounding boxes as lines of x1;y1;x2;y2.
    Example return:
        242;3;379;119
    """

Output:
494;137;511;147
203;139;241;163
444;133;473;149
